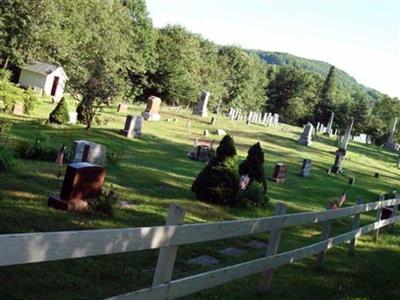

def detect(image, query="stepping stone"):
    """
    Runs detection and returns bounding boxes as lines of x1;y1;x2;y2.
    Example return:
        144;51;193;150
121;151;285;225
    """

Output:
246;240;268;249
188;255;220;266
219;247;245;257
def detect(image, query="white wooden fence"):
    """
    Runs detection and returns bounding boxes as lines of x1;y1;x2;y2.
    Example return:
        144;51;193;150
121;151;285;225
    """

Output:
1;196;399;299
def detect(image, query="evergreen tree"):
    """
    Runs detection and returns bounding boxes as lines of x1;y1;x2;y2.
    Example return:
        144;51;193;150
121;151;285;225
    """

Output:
315;65;337;124
49;97;69;124
239;142;267;193
191;135;239;206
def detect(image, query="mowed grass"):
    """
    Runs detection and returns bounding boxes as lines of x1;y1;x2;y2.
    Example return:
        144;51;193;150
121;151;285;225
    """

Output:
0;98;399;300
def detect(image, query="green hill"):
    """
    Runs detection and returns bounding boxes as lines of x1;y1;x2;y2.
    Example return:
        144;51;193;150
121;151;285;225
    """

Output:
254;50;383;101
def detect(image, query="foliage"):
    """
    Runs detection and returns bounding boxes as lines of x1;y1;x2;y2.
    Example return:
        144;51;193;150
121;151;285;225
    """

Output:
239;181;269;207
14;134;57;161
49;97;69;124
23;87;40;115
88;188;119;216
192;135;239;206
216;135;237;159
239;142;267;193
266;65;321;124
0;79;39;114
0;122;13;173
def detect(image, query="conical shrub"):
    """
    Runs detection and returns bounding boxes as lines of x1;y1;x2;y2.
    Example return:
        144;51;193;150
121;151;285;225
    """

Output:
49;97;69;124
192;135;239;206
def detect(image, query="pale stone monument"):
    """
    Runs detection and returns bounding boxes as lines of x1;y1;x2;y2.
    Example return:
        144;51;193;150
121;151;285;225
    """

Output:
193;90;210;117
71;140;106;166
340;117;354;151
133;116;143;138
324;112;334;136
142;96;161;121
68;112;77;124
299;159;312;177
298;123;314;146
385;117;399;151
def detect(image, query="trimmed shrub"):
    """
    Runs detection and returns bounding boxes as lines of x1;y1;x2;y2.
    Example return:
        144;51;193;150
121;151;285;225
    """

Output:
239;142;267;193
76;100;88;124
192;135;239;206
216;135;236;159
49;97;69;124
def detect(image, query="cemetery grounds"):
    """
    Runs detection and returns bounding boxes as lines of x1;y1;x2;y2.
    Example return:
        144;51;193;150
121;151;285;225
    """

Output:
0;98;399;300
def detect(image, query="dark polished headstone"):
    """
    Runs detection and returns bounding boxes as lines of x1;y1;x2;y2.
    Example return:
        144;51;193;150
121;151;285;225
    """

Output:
48;162;106;211
272;163;287;183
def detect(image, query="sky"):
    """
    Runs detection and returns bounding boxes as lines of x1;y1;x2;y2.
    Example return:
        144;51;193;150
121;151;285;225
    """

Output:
146;0;400;98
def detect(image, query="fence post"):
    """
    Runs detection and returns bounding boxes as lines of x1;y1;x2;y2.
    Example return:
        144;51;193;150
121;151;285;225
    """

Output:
257;203;287;295
316;201;334;269
152;204;185;287
390;192;399;232
348;198;363;255
372;195;384;242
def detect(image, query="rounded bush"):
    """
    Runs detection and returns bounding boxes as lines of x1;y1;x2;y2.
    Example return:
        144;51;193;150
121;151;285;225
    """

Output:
49;97;69;124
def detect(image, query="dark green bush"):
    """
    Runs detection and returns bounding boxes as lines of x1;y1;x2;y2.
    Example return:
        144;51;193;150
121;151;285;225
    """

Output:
192;135;239;206
49;97;69;124
239;142;267;193
76;100;88;124
14;135;57;161
216;135;236;159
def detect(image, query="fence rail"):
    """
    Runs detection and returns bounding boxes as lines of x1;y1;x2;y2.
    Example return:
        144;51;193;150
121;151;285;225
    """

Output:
1;196;399;299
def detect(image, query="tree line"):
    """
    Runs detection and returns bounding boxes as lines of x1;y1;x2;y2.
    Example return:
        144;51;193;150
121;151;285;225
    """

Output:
0;0;399;141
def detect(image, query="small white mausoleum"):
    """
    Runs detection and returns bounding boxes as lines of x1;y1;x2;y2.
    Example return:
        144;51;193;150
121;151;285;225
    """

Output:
18;62;68;101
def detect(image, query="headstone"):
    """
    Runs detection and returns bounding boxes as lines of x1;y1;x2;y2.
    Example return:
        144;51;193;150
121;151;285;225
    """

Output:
12;103;24;115
192;90;210;117
216;129;226;135
316;122;321;132
67;112;77;124
298;122;314;146
219;247;245;257
188;255;219;266
216;97;222;115
186;121;191;128
71;140;106;165
48;162;106;211
340;117;354;151
325;112;334;136
262;113;268;124
348;177;355;185
266;113;272;126
142;95;161;121
385;117;399;151
272;113;279;126
133;116;143;138
272;163;287;183
299;159;312;177
353;133;368;144
203;129;209;137
117;103;129;113
210;117;216;125
331;149;345;174
228;107;234;117
120;115;135;138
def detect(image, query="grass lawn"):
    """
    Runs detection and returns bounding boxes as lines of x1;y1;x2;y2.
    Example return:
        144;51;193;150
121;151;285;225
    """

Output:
0;98;399;300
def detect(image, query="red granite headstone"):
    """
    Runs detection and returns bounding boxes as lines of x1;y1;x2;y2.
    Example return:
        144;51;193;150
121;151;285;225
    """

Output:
272;163;287;183
48;162;106;211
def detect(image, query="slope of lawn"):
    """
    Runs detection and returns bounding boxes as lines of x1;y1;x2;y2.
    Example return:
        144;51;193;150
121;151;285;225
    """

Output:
0;98;399;300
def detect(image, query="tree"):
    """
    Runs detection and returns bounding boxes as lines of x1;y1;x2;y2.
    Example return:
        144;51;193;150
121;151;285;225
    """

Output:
266;65;321;124
219;47;268;111
0;0;52;68
192;135;239;206
49;97;69;124
314;65;337;124
239;142;267;193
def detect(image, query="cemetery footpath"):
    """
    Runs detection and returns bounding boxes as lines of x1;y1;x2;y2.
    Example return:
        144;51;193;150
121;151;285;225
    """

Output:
0;98;399;299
